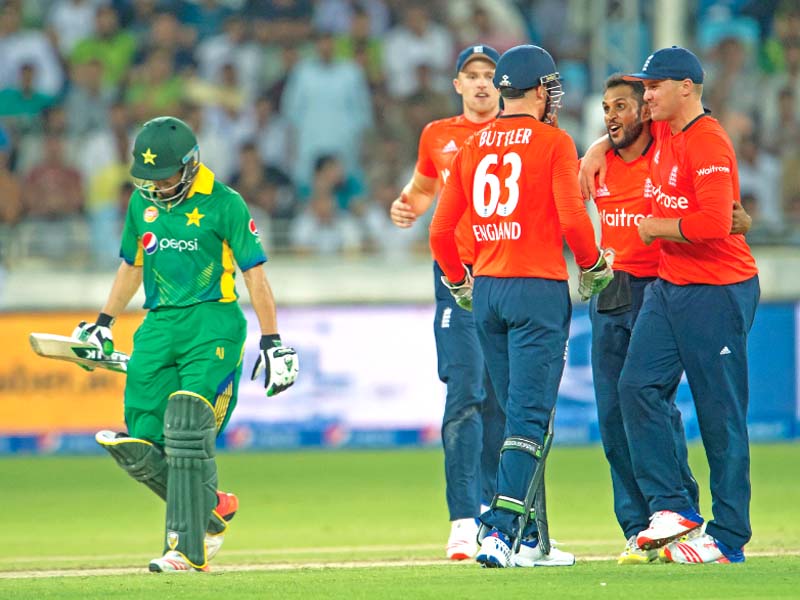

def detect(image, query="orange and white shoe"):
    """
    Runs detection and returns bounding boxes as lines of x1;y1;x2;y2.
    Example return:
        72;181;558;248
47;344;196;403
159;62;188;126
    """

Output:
149;550;209;573
662;533;745;564
205;491;239;561
446;518;479;560
636;510;703;550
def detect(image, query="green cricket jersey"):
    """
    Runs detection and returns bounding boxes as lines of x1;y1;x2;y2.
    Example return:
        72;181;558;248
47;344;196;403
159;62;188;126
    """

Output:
120;164;267;309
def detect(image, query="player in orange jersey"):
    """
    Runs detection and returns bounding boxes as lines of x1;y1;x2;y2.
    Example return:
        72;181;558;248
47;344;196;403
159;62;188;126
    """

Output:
580;47;760;565
430;44;613;568
590;75;700;565
390;45;506;561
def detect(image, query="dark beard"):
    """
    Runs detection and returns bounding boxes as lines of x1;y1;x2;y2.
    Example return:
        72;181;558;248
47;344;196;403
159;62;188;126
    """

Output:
608;120;644;150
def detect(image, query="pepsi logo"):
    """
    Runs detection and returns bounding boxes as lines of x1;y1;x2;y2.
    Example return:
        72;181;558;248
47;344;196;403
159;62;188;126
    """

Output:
248;218;259;236
143;206;159;223
142;232;158;255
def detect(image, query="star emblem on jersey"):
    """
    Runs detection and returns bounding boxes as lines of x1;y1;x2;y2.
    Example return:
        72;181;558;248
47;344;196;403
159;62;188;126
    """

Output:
141;148;157;165
184;207;205;227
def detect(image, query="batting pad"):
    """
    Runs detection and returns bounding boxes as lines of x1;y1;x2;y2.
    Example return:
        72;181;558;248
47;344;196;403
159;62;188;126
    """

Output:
96;430;168;500
164;392;218;568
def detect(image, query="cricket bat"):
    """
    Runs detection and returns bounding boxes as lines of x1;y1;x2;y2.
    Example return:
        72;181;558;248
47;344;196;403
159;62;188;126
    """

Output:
29;333;129;373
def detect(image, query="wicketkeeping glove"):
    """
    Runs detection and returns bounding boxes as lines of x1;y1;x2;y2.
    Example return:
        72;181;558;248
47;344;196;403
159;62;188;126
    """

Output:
250;334;299;397
73;312;115;357
578;249;615;301
441;267;474;312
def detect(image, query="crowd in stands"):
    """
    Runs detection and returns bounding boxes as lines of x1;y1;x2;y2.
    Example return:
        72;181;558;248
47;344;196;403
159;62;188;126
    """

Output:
0;0;799;269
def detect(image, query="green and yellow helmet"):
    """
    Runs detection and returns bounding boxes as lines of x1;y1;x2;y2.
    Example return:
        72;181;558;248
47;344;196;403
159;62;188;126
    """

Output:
131;116;200;207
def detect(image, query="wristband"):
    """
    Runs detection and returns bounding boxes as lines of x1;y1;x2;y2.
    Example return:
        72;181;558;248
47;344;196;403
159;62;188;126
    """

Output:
260;334;282;351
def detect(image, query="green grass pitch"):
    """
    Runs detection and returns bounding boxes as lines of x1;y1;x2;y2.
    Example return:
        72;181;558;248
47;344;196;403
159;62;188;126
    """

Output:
1;444;799;598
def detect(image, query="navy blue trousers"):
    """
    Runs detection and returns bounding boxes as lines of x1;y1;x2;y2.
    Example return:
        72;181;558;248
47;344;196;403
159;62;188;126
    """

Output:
590;274;699;540
472;276;570;538
618;276;760;549
434;263;505;520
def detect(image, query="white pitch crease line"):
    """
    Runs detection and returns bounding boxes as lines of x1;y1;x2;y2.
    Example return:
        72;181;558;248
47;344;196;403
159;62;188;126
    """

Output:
1;550;798;580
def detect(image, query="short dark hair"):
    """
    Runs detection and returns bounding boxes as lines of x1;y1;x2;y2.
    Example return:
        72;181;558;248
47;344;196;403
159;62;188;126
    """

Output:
604;74;645;107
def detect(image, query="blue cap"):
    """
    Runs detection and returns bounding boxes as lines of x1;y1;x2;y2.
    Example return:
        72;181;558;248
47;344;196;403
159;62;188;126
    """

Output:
455;45;500;74
625;46;704;83
493;45;558;90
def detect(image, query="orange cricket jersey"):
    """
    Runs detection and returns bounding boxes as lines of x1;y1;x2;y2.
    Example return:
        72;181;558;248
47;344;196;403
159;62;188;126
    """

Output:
430;114;599;281
593;141;660;278
417;115;494;265
649;117;758;285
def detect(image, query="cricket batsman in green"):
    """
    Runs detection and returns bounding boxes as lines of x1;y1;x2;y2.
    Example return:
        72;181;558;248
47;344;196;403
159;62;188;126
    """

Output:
74;116;299;573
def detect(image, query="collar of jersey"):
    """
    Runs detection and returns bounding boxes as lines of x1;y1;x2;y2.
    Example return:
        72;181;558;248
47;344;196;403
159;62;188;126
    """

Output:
187;163;215;198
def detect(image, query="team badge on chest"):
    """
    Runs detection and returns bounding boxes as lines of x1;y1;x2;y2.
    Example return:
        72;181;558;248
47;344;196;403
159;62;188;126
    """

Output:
143;206;159;223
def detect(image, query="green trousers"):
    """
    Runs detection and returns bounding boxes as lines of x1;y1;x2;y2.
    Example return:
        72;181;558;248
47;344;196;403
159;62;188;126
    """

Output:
124;302;247;445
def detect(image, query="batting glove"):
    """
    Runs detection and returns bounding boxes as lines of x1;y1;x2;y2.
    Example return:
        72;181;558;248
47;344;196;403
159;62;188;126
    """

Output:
251;334;299;397
578;249;615;301
441;267;474;312
73;313;115;357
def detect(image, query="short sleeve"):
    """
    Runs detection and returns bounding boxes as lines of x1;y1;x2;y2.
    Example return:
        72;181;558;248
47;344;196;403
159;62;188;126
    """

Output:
120;192;142;266
223;192;268;271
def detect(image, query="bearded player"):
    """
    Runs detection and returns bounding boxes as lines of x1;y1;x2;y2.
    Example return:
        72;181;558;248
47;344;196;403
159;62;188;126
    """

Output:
75;116;299;572
390;45;506;560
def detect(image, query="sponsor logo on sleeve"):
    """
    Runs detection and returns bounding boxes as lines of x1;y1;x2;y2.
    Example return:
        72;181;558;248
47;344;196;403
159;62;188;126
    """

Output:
696;165;731;176
248;218;259;236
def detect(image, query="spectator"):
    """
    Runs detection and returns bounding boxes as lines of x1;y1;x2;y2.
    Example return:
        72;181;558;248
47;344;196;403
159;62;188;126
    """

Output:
134;12;197;75
0;63;57;135
451;3;528;53
765;87;800;157
21;134;84;221
80;102;134;183
252;94;292;179
86;127;130;267
125;49;185;123
281;30;373;186
313;0;390;36
0;128;22;226
46;0;100;55
71;5;137;87
297;154;366;212
196;15;262;101
0;3;64;96
334;6;385;89
178;0;235;41
181;102;236;182
737;133;783;230
702;28;761;118
64;59;114;138
361;175;421;259
290;193;363;257
246;0;313;46
763;36;800;139
383;3;454;98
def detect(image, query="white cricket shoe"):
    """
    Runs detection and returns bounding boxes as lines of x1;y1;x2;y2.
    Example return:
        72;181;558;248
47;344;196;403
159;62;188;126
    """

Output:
618;535;658;565
149;550;209;573
636;510;703;550
513;537;575;567
475;530;512;568
446;518;479;560
662;533;745;564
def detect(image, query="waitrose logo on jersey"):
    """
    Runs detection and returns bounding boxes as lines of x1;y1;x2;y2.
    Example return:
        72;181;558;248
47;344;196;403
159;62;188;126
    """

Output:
142;232;199;255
